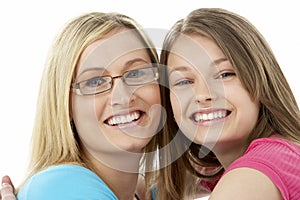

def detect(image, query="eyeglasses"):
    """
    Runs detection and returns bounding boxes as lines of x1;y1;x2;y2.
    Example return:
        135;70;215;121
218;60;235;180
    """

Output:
71;64;159;95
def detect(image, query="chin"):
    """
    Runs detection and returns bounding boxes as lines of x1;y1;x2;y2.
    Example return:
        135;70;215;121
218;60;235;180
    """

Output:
117;138;151;153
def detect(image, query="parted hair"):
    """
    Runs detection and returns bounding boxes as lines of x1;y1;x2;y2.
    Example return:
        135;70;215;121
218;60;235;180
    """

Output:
153;8;300;200
19;12;159;193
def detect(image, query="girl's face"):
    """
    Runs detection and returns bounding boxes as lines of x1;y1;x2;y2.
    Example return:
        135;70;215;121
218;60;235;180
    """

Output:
71;30;161;164
167;34;259;154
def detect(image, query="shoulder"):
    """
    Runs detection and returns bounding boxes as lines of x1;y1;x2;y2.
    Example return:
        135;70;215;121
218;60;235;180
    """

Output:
210;167;283;200
17;164;117;200
246;136;300;156
234;137;300;170
219;137;300;200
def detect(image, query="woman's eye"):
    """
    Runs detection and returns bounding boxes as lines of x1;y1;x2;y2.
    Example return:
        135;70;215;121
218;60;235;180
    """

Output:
85;77;105;87
217;72;236;79
126;70;144;78
174;79;194;86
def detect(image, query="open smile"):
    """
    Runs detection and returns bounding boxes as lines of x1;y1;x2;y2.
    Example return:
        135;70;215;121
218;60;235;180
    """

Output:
191;109;231;123
105;110;144;126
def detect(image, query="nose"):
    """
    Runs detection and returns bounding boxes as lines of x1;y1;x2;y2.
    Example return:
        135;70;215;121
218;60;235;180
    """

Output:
194;78;217;104
109;78;135;106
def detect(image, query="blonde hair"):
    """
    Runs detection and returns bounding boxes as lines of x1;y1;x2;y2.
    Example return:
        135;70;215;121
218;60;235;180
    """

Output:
155;8;300;199
19;12;158;191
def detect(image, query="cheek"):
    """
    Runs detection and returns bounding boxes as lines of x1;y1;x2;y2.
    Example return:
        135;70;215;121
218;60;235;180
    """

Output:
93;96;106;120
137;84;161;105
72;95;95;124
226;84;260;130
239;98;260;129
72;95;104;143
135;84;162;127
170;91;182;123
226;84;257;110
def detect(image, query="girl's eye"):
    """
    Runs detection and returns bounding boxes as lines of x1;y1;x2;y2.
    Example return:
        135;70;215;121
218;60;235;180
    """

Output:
174;79;194;86
217;72;236;79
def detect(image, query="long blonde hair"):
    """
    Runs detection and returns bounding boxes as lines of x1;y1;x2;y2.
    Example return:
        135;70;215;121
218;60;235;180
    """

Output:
20;12;159;191
155;8;300;199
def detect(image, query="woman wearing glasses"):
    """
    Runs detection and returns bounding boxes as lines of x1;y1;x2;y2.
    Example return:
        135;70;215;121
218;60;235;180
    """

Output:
3;12;163;200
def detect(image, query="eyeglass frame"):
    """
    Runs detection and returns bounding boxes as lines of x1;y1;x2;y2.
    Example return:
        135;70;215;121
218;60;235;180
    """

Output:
71;64;160;96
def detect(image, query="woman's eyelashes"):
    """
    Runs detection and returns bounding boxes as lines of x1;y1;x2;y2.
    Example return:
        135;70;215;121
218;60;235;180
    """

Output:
169;72;194;88
85;76;107;87
173;79;194;87
169;65;236;88
125;69;144;78
171;72;236;87
215;71;236;80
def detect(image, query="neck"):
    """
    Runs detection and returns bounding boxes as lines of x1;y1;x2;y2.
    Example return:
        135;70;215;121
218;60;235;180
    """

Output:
100;167;139;200
211;140;248;169
85;150;142;200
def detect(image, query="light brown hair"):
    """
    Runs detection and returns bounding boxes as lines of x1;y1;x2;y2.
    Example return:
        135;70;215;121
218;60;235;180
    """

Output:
153;8;300;199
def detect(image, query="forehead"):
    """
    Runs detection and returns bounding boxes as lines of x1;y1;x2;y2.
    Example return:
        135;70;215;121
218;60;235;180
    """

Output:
77;29;149;74
168;34;225;67
168;34;211;68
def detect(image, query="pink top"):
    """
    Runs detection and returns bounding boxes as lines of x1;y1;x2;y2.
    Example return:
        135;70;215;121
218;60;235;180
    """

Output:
225;137;300;200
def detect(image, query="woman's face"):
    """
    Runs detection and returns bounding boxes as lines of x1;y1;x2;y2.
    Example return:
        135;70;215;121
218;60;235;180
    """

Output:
167;34;259;153
71;29;161;162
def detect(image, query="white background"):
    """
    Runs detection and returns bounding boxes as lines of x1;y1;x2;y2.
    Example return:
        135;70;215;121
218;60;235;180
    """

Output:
0;0;299;191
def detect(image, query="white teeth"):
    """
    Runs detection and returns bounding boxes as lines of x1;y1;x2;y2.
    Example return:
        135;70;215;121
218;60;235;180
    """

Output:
107;111;140;125
194;111;227;122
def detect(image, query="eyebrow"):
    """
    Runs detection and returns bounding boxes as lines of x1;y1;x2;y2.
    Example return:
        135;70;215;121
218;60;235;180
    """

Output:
169;57;228;74
78;58;149;76
124;58;149;68
210;57;228;67
77;67;106;77
168;66;191;74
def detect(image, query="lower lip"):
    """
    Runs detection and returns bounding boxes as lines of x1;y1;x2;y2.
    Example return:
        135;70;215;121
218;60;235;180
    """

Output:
105;113;145;129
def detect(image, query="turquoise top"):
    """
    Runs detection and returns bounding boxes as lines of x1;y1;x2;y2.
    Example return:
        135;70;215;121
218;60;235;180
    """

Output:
17;164;118;200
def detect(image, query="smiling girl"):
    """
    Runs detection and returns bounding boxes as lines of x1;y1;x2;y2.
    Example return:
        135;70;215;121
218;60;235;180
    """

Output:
154;8;300;200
